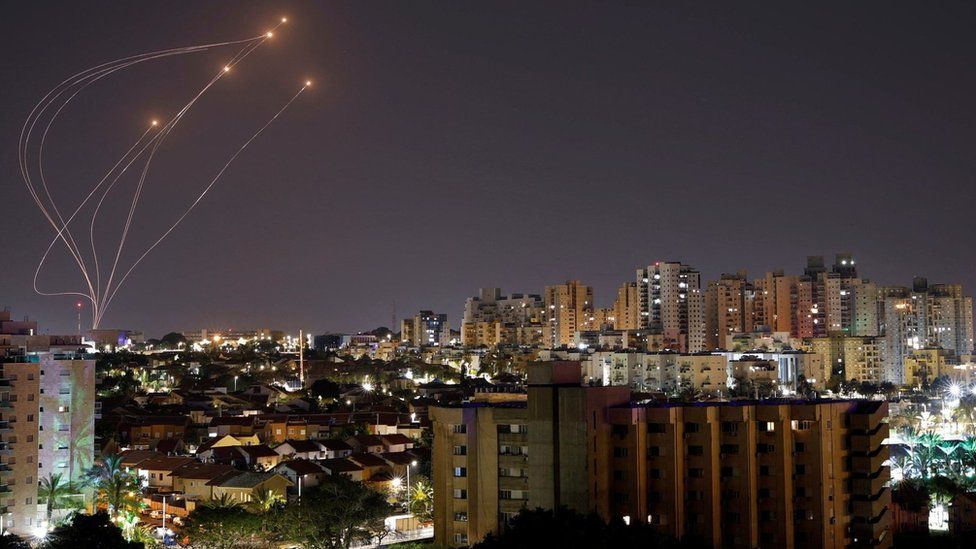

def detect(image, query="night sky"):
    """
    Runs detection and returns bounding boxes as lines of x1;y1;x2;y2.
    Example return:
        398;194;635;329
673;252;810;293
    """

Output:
3;1;976;337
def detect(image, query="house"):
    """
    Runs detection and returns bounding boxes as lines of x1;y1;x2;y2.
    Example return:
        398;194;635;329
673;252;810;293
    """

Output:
122;416;191;448
196;434;259;461
320;458;365;482
349;453;392;485
379;433;414;453
171;462;240;501
154;438;185;454
318;439;353;459
237;444;281;470
119;450;163;471
208;471;292;504
380;451;417;479
263;416;309;444
274;440;328;461
208;416;258;437
344;434;384;454
133;456;196;491
273;459;327;493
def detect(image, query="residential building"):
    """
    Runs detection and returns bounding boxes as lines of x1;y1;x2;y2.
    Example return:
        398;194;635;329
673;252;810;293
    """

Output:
705;272;755;351
543;281;594;348
402;311;451;347
636;262;704;353
431;361;891;548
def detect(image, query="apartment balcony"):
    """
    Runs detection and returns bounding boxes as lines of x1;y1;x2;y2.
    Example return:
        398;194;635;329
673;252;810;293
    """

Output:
0;422;12;433
849;402;887;432
0;443;11;456
0;464;12;478
0;380;10;394
0;485;11;494
850;506;891;544
851;423;889;453
851;467;890;497
851;448;887;474
0;400;12;411
853;489;891;519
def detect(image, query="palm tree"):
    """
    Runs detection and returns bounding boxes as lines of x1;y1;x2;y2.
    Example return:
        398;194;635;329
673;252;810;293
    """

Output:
938;442;960;477
204;492;243;510
915;432;944;478
246;488;283;514
959;436;976;475
84;454;142;520
38;472;78;527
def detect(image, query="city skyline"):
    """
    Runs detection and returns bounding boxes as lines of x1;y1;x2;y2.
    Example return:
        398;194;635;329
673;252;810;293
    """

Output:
4;2;976;336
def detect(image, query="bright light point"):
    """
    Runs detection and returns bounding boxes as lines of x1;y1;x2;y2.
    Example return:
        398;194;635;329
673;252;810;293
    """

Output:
305;80;312;86
362;382;374;392
949;384;962;398
281;17;288;23
266;32;273;37
151;120;158;126
223;66;230;72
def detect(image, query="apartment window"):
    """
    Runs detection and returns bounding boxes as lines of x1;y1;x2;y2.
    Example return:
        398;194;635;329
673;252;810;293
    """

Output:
26;415;34;423
611;425;628;437
454;512;468;522
649;468;663;479
452;424;467;434
613;492;629;504
688;468;704;478
27;394;34;402
453;445;467;456
720;466;734;478
792;420;813;430
794;464;806;475
647;423;666;434
794;442;806;453
648;491;662;503
756;443;774;454
648;446;662;457
648;514;669;525
686;490;704;501
25;498;31;505
687;445;703;456
684;422;700;434
453;467;467;478
759;488;773;499
613;447;629;458
721;422;739;435
613;470;626;481
26;476;32;484
718;444;738;456
760;510;776;521
725;511;741;523
453;534;469;544
452;489;467;499
759;465;771;476
759;421;775;432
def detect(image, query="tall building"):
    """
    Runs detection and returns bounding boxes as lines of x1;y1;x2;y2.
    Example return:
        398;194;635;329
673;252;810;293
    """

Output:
612;282;641;331
881;278;974;384
542;281;593;348
401;310;451;347
431;361;891;548
806;335;886;384
637;262;704;353
704;272;755;350
0;309;95;536
461;289;544;347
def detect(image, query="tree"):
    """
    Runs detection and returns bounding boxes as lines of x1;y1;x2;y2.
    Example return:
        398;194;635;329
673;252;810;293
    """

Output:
247;488;284;514
84;455;143;520
160;332;187;349
271;475;392;549
310;378;341;401
407;479;433;523
41;512;141;548
183;499;262;549
0;533;28;549
38;473;80;527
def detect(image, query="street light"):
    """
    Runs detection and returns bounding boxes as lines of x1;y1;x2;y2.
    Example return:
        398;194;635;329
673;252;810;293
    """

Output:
234;375;239;392
406;460;418;493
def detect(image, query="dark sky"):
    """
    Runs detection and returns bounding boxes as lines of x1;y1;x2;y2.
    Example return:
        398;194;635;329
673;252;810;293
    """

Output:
3;1;976;337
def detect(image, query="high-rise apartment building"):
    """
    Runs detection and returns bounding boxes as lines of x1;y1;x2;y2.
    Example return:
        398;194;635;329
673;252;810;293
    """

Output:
705;272;755;350
0;309;95;536
637;262;704;353
542;281;593;348
431;361;891;548
612;282;641;331
881;278;974;384
401;310;451;347
461;289;544;347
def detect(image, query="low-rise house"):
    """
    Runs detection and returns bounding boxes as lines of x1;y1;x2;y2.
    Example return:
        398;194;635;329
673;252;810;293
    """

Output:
208;416;259;438
274;440;328;461
119;450;163;471
379;433;414;453
319;439;353;459
208;471;292;504
122;416;191;449
345;434;384;454
171;462;240;501
238;444;281;470
320;458;365;481
273;459;327;493
134;456;196;491
349;453;392;484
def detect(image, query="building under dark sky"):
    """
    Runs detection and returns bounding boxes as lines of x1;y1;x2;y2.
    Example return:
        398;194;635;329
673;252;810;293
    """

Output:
2;1;975;336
